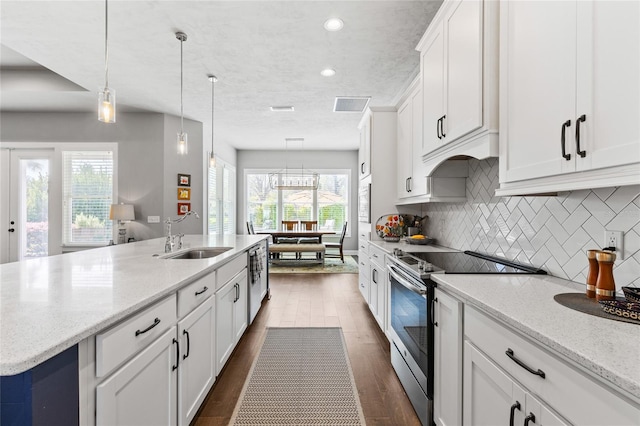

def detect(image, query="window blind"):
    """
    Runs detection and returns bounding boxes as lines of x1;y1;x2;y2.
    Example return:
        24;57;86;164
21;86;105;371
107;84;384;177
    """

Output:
62;151;114;245
207;166;218;235
222;165;236;235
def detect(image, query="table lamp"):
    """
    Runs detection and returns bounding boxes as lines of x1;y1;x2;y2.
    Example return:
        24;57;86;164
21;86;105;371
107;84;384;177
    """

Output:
109;203;135;244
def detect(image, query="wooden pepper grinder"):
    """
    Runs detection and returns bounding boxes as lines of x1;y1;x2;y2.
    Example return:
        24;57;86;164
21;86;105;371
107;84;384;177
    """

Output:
586;250;599;298
595;251;616;301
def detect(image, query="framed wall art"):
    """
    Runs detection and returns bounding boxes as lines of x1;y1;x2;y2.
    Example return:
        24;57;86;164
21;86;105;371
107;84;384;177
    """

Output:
177;202;191;215
178;187;191;200
178;173;191;187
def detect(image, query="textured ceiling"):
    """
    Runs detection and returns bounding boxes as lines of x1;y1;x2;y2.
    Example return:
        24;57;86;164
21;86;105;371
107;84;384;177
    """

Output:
0;1;442;150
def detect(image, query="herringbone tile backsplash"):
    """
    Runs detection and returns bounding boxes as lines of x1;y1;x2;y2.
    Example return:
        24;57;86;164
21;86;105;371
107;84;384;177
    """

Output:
422;158;640;290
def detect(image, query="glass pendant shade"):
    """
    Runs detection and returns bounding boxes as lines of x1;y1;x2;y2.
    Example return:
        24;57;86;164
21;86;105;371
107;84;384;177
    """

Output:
177;132;188;155
209;151;216;168
98;87;116;123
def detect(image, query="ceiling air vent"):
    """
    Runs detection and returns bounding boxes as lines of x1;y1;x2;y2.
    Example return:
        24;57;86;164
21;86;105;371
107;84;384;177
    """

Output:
270;106;295;112
333;96;371;113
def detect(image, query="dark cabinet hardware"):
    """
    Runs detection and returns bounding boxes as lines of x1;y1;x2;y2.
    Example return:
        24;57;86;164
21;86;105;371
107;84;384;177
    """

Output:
172;338;179;371
440;115;446;138
195;286;208;296
509;401;521;426
576;114;587;157
561;119;572;160
8;228;15;232
360;162;365;174
10;221;14;225
431;297;438;327
182;329;190;360
524;412;536;426
233;283;239;303
135;317;160;336
505;348;546;378
437;118;442;139
408;177;412;192
372;269;378;284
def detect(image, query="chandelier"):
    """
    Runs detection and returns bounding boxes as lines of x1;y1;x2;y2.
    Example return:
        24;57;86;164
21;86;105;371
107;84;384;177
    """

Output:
269;138;319;190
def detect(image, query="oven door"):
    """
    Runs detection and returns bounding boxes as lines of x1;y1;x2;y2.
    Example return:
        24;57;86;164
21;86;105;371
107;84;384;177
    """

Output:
387;263;434;397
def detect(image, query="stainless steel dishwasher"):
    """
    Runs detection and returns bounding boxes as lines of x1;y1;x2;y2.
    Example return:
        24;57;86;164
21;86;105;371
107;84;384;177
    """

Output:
248;241;268;324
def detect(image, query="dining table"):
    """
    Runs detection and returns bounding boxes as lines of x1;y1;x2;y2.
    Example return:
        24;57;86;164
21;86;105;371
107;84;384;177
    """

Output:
257;230;335;243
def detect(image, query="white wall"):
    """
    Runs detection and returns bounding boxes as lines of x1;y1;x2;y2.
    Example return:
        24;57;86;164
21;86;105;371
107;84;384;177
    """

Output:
237;149;359;251
0;111;204;241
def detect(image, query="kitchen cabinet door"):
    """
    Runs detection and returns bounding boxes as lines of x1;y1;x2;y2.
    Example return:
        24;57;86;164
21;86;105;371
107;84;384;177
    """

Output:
575;0;640;172
463;341;522;426
397;97;413;199
499;0;577;183
433;289;462;426
444;0;483;143
410;86;427;196
178;296;215;426
368;262;379;322
359;116;371;179
421;21;446;157
96;327;177;426
215;269;247;374
215;279;236;374
233;271;248;342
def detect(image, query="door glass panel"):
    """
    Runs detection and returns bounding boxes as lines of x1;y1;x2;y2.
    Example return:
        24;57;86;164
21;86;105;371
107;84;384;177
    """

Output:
21;159;49;259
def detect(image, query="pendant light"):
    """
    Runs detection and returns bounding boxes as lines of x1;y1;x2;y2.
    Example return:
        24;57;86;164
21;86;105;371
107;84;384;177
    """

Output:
208;74;217;168
98;0;115;123
268;138;319;190
176;32;188;155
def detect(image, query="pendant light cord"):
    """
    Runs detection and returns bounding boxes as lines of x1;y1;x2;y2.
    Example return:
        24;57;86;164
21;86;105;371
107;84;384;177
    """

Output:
180;37;184;134
104;0;109;88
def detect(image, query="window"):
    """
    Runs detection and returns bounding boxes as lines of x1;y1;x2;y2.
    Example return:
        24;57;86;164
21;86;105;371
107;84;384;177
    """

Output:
207;159;236;235
63;151;114;245
246;170;349;233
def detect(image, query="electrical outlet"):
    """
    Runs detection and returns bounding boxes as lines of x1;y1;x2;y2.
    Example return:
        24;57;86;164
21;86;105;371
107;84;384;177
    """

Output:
604;230;624;260
148;216;160;224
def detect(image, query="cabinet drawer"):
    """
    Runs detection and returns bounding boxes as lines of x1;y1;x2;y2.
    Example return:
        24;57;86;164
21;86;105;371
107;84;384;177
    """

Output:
216;254;247;291
358;239;369;255
96;294;177;378
465;306;640;425
369;245;386;266
177;272;215;318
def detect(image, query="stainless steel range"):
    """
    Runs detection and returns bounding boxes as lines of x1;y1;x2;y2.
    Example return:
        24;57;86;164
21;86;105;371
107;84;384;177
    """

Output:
386;249;545;426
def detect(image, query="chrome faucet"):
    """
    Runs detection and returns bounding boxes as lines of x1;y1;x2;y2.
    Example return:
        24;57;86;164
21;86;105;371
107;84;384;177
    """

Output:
164;211;200;253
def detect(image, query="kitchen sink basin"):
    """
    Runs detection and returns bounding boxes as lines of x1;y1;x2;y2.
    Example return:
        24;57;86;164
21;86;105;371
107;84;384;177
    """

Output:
162;247;233;259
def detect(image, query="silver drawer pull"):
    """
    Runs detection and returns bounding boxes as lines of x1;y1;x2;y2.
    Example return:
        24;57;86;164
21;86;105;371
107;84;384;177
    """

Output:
135;317;160;336
505;348;545;379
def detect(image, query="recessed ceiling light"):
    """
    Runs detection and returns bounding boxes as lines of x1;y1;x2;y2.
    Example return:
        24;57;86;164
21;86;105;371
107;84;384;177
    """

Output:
270;106;295;112
321;68;336;77
324;18;344;31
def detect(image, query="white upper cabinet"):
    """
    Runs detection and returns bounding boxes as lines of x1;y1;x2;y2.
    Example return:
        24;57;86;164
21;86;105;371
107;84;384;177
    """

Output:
358;115;371;180
418;0;498;175
498;0;640;195
397;80;427;200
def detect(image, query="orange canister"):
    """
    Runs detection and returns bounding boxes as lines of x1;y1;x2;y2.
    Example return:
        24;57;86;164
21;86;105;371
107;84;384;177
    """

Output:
595;251;616;301
586;250;599;298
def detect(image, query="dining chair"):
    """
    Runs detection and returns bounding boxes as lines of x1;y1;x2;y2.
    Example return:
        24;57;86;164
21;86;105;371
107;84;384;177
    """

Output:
246;221;255;234
324;221;347;262
281;220;298;231
299;220;318;231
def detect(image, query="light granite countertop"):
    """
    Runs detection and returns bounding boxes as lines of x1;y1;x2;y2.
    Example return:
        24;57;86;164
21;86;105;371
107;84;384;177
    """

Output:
0;234;268;376
369;240;640;401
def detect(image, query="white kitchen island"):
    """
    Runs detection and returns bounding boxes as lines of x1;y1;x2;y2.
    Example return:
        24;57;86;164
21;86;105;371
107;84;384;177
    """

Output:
0;234;268;425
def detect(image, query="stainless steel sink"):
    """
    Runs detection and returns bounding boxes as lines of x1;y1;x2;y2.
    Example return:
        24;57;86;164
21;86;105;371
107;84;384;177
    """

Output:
162;247;233;259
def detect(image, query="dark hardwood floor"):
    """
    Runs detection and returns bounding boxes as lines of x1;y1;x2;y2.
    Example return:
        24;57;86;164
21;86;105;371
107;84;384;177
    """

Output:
193;273;421;426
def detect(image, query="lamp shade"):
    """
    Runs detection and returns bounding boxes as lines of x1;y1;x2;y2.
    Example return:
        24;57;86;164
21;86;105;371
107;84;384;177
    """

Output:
109;204;135;221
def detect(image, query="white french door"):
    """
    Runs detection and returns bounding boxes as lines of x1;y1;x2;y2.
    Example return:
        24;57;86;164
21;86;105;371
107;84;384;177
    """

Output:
0;149;59;263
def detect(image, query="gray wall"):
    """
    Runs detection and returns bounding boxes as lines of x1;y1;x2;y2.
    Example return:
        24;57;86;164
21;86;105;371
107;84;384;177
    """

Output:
236;149;359;251
0;111;204;241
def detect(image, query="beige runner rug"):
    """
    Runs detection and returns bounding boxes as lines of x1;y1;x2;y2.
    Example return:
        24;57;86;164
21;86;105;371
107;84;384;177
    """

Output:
229;327;366;425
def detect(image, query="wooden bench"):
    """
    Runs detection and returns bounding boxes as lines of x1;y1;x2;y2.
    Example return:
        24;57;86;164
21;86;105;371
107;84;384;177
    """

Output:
269;243;325;264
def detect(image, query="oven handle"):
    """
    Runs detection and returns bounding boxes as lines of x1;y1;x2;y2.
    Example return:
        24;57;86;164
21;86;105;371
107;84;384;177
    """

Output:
387;265;427;295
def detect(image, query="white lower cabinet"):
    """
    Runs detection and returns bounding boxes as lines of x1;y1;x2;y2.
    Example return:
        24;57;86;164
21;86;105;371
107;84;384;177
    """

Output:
215;268;248;374
369;246;387;330
433;289;462;426
464;306;640;426
177;296;215;426
96;327;178;426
